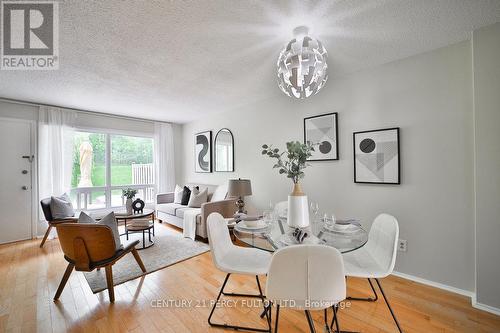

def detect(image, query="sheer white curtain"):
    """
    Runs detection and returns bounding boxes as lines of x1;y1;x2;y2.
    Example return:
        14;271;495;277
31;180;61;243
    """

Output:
38;106;77;200
154;122;175;195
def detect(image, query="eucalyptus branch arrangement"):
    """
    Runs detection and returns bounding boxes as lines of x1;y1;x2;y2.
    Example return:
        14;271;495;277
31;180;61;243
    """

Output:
122;188;138;199
261;141;315;184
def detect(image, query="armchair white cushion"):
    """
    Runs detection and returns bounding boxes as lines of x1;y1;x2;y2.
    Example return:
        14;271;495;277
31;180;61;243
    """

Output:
207;212;271;275
266;245;346;310
342;213;403;333
206;212;272;332
342;213;399;278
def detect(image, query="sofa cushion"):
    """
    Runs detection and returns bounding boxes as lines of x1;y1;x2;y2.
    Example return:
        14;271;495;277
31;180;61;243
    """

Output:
188;188;208;208
175;207;201;218
181;186;191;205
50;193;75;219
78;211;122;250
211;184;227;202
173;185;183;204
157;203;184;216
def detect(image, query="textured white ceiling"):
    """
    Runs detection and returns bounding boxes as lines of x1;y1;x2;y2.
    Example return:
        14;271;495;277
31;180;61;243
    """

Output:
1;0;500;123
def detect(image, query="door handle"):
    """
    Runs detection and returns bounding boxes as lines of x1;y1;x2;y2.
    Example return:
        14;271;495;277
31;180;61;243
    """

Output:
22;155;34;162
22;186;29;190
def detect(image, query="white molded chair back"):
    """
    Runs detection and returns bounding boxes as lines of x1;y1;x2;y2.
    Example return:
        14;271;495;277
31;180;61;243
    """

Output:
266;245;346;310
366;213;399;275
207;213;234;271
274;201;288;217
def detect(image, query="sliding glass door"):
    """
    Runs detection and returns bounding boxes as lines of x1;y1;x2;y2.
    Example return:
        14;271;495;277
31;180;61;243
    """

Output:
70;131;154;210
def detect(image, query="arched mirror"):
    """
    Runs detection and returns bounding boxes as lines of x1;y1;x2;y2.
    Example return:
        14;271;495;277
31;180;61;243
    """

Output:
214;128;234;172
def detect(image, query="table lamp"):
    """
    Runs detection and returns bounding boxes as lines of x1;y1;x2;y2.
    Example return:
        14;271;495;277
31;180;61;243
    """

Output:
228;178;252;214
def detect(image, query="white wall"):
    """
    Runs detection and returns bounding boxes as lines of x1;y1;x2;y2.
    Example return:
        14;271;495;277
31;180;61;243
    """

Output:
473;22;500;311
182;40;475;292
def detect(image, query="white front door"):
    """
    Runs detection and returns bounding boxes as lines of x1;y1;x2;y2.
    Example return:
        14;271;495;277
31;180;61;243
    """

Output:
0;118;33;244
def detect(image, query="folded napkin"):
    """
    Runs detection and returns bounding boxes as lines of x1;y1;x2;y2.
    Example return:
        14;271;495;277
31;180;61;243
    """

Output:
292;228;308;243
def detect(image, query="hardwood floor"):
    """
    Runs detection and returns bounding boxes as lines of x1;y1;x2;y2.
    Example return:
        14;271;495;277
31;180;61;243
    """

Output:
0;223;499;333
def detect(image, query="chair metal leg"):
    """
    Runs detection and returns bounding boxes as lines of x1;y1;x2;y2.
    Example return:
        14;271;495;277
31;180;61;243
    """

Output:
40;225;52;248
222;275;266;298
347;278;378;302
53;263;74;300
375;278;403;333
305;310;316;333
324;308;332;333
208;273;270;332
105;265;115;302
255;275;271;326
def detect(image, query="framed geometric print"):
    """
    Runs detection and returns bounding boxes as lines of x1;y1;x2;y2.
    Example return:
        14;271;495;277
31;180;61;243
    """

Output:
304;112;338;161
195;131;212;173
353;127;400;184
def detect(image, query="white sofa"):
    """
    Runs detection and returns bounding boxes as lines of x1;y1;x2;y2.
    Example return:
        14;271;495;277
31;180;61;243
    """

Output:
156;183;236;240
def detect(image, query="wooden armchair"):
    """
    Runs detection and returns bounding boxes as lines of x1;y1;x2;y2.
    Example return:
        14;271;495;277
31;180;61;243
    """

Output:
54;223;146;302
39;198;78;248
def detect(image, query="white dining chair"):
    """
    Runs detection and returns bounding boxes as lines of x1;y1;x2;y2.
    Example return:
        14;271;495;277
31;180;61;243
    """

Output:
266;245;346;333
342;213;403;332
206;212;272;332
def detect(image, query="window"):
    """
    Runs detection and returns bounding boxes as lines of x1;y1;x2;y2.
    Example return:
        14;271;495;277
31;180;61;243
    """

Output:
70;131;154;210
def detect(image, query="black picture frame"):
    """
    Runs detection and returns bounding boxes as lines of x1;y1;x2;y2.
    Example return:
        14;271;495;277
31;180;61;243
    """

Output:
353;127;400;184
195;130;212;173
303;112;339;161
214;128;235;172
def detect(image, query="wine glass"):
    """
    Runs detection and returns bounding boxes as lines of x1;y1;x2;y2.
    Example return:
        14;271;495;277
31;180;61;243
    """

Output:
310;202;320;219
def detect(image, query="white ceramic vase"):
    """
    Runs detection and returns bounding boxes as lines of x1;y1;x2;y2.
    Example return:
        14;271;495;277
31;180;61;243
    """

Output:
287;183;310;228
126;198;133;215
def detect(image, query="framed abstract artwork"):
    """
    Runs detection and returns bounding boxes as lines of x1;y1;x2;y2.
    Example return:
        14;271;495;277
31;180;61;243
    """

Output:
353;127;400;184
195;131;212;173
304;112;338;161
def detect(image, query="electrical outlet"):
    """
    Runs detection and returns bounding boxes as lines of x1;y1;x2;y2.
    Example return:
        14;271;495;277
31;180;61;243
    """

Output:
398;239;407;252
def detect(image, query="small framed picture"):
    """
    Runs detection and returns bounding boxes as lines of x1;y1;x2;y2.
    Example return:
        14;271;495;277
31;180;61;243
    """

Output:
353;127;400;184
195;131;212;173
304;112;338;161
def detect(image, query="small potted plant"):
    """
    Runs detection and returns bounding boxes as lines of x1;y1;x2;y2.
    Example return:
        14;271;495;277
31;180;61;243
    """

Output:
122;188;138;215
262;141;315;228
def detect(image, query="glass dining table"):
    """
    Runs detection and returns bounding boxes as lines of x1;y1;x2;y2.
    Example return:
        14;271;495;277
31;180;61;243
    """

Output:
233;216;368;254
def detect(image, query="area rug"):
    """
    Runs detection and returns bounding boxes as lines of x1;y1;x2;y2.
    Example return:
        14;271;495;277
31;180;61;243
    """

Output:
83;226;209;293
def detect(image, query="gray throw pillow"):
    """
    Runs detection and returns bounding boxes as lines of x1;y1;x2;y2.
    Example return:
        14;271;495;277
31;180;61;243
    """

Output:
188;187;208;208
78;211;123;250
50;193;75;219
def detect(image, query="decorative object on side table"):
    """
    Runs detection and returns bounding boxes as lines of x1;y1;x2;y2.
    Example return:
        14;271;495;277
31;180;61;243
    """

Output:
304;112;338;161
227;178;252;214
122;188;138;215
132;198;145;214
353;127;400;184
261;141;315;228
195;131;212;173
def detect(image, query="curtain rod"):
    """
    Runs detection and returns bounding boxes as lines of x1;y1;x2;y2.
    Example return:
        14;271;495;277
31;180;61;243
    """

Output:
0;96;171;125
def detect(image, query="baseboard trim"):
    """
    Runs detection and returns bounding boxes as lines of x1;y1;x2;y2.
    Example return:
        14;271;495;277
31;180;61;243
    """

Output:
392;271;474;298
472;295;500;316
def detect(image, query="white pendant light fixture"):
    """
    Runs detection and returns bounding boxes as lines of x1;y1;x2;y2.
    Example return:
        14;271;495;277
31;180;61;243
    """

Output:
277;26;328;99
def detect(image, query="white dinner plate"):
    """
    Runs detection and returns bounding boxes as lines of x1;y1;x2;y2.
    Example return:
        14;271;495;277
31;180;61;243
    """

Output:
325;223;360;234
237;220;268;230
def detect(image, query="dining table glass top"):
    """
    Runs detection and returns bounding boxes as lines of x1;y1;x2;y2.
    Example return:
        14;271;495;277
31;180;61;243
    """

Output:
233;217;368;254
